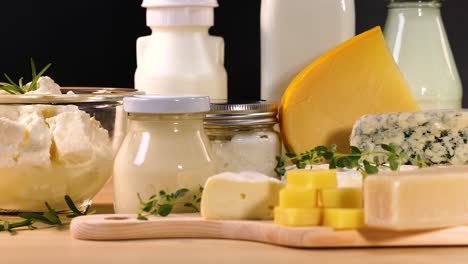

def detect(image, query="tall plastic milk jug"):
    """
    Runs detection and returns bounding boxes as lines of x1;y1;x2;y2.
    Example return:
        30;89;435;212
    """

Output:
261;0;355;102
135;0;228;100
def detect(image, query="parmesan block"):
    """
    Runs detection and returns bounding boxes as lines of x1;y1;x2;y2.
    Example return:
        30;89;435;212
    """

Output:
351;110;468;165
280;26;419;153
364;166;468;230
201;172;284;220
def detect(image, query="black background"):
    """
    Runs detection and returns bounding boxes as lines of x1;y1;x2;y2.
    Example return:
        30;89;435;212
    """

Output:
0;0;467;105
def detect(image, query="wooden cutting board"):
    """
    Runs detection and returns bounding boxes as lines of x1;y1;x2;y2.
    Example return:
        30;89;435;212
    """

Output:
70;213;468;248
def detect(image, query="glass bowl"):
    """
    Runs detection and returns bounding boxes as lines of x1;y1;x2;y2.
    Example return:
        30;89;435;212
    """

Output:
0;87;141;213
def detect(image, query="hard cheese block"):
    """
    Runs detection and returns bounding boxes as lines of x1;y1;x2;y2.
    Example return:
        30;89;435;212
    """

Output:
364;166;468;230
279;188;317;208
274;207;322;227
323;208;365;229
280;26;419;153
351;110;468;165
321;188;363;208
201;172;284;220
286;169;337;189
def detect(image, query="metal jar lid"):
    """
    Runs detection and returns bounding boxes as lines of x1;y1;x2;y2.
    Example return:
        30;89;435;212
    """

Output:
204;100;278;126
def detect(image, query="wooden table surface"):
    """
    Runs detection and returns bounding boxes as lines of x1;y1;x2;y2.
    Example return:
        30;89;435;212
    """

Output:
2;182;468;264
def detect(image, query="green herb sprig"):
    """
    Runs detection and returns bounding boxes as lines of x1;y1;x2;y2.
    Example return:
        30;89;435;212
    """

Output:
0;58;52;94
137;186;203;221
0;195;93;234
275;143;429;178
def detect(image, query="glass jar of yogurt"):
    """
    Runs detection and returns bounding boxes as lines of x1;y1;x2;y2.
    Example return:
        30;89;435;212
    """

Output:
113;95;216;214
384;0;462;110
204;101;281;177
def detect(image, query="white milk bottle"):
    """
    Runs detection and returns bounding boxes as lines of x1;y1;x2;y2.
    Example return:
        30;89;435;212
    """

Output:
260;0;355;102
384;0;462;110
135;0;227;100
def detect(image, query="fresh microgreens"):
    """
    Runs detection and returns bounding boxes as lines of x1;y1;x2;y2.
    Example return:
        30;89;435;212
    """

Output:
0;195;93;234
275;143;429;178
137;186;203;221
0;58;52;94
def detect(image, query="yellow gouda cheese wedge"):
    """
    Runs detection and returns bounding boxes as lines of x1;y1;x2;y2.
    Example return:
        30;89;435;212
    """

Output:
280;27;419;153
323;208;365;229
274;207;322;227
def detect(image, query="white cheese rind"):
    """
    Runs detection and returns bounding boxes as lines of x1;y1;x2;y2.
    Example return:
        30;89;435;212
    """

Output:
350;111;468;165
201;172;284;220
364;166;468;230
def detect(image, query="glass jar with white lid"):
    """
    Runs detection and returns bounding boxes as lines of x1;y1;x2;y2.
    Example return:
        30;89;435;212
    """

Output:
204;101;281;177
113;95;216;214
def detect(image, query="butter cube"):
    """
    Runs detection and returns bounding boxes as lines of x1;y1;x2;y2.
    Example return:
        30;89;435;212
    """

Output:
323;208;365;229
274;207;322;227
365;166;468;230
321;188;363;208
279;188;317;208
286;169;337;189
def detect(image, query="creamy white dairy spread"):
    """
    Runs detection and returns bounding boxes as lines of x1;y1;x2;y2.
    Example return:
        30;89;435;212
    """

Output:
0;104;113;211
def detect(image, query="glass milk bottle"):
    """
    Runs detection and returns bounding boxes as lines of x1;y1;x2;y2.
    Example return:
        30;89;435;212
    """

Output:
384;0;462;109
113;95;216;214
261;0;355;103
135;0;227;100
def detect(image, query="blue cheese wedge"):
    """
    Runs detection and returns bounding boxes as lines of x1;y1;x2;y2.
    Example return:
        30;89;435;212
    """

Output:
350;111;468;165
201;171;284;220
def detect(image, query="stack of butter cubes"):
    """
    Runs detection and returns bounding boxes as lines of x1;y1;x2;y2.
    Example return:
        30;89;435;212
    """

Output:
274;169;365;229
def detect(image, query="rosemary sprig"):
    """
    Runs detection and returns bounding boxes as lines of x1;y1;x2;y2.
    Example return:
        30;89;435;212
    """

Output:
0;58;52;94
0;195;93;233
137;186;203;220
275;143;429;178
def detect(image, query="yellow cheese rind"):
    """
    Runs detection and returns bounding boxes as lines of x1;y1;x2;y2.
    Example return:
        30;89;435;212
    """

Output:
286;169;337;189
280;26;419;153
274;207;322;227
279;188;317;208
323;208;365;229
364;166;468;230
321;188;363;208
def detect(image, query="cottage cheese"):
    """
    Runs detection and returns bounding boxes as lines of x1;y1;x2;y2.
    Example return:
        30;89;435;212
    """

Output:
25;76;62;95
0;104;113;211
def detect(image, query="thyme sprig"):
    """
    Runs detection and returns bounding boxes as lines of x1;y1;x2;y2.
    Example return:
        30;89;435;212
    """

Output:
0;195;93;234
137;186;203;220
275;143;429;178
0;58;52;94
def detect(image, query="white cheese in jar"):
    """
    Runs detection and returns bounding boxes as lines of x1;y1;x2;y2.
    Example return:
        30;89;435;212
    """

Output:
205;101;281;177
211;130;280;176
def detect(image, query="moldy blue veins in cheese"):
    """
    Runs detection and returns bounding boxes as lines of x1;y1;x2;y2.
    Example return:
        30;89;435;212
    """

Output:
350;111;468;165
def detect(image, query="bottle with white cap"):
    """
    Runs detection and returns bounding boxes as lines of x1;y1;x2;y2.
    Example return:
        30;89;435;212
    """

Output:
113;95;216;214
135;0;227;100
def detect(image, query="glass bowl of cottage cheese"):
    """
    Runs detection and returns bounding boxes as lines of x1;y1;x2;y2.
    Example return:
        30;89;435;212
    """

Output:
0;76;140;212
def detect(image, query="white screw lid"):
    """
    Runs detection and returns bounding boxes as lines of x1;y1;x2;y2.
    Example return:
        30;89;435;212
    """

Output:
142;0;218;7
123;95;210;114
